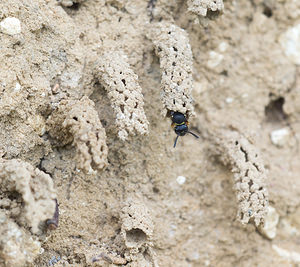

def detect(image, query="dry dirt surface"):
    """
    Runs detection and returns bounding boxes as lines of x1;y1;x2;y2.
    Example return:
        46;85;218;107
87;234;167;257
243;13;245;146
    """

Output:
1;0;300;266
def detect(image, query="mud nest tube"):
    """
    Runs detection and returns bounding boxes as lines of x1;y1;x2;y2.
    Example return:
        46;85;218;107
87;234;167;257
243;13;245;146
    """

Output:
147;22;195;117
121;198;154;250
94;50;149;141
46;96;108;173
212;130;269;226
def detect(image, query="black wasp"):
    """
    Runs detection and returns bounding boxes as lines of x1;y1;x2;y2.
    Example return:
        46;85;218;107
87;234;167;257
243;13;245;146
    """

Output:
171;111;199;148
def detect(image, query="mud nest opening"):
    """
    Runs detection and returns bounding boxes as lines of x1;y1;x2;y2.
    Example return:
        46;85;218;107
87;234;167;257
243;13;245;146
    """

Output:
126;228;147;244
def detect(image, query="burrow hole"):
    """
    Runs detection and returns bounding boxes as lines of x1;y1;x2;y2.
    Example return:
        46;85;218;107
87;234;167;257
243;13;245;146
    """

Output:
265;96;286;122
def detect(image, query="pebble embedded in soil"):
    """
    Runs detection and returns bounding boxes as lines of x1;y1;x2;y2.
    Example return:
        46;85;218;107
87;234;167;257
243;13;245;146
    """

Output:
218;41;228;52
207;51;224;69
279;23;300;65
225;97;233;104
0;17;21;35
270;128;290;147
14;82;21;92
176;176;186;185
258;206;279;239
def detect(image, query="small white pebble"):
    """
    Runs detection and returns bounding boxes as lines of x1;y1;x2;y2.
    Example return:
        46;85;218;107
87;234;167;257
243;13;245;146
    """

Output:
218;42;228;52
270;128;290;147
0;17;21;35
169;224;177;238
14;82;21;92
225;97;233;103
258;206;279;239
176;176;186;185
279;23;300;65
207;51;224;69
60;0;74;7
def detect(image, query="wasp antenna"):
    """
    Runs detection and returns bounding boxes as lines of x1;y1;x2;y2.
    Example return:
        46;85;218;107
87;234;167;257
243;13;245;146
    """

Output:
173;135;179;148
188;131;199;139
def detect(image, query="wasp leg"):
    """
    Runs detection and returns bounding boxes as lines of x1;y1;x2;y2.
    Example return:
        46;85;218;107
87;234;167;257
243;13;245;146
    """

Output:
188;131;199;139
173;135;179;148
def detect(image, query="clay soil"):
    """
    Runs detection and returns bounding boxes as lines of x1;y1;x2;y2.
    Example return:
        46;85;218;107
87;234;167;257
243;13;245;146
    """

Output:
1;0;300;266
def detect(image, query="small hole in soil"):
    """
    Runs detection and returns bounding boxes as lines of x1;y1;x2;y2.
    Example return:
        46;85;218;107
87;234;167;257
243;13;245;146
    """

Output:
220;70;228;76
265;97;286;122
69;2;80;10
263;6;273;17
73;117;78;121
153;187;159;193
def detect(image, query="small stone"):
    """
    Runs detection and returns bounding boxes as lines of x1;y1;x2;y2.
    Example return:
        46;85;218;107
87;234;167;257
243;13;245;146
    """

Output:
204;260;210;266
279;23;300;65
176;176;186;185
218;42;228;52
258;206;279;239
225;97;233;104
14;82;21;92
207;51;224;69
59;0;74;7
0;17;21;35
270;128;290;147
